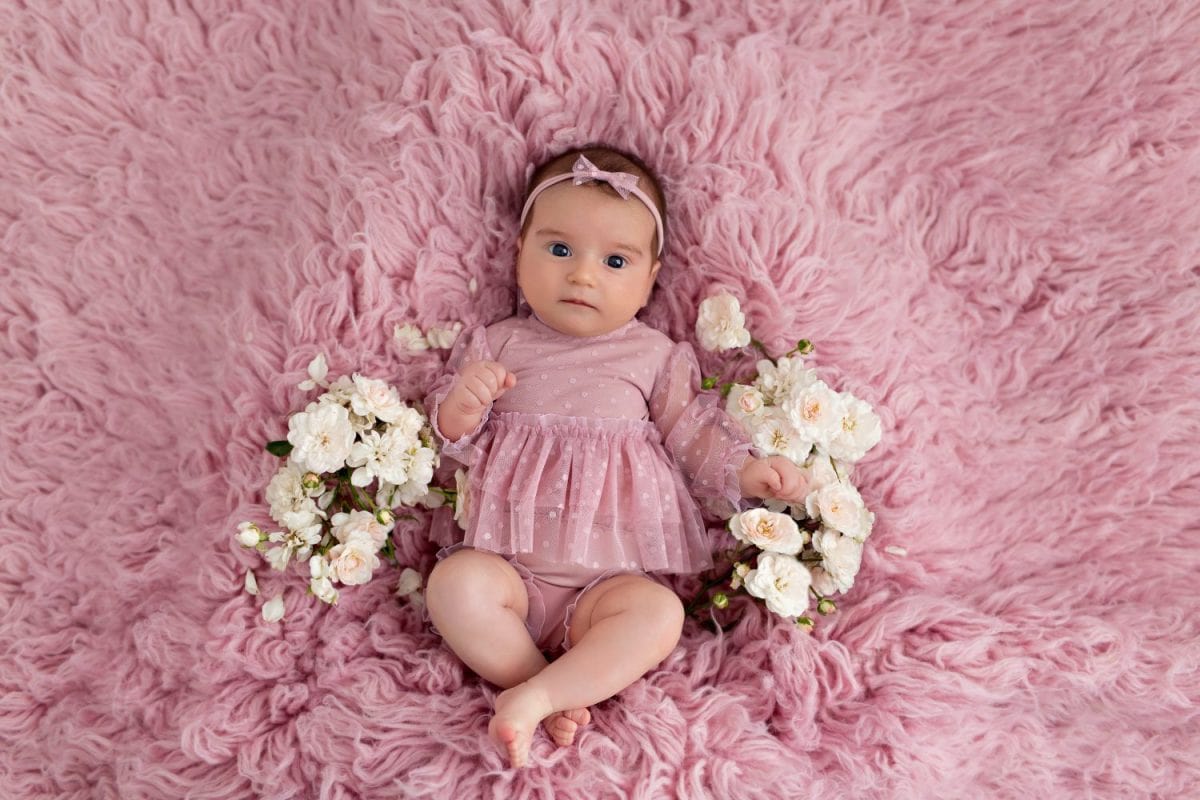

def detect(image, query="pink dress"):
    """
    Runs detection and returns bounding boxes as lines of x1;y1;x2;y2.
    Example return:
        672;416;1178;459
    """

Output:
425;313;753;579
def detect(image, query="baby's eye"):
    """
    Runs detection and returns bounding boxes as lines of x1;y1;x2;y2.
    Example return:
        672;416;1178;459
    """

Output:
549;242;571;258
605;255;627;269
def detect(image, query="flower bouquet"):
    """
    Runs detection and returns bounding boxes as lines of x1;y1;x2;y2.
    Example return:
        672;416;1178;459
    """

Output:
235;354;447;621
686;292;884;631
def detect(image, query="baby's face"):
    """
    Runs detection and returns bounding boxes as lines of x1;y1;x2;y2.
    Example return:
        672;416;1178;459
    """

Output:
516;181;661;338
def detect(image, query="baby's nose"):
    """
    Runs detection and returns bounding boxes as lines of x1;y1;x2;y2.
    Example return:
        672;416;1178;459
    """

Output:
567;261;598;285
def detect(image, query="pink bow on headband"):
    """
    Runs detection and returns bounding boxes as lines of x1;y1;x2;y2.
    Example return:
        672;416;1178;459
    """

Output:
570;155;640;198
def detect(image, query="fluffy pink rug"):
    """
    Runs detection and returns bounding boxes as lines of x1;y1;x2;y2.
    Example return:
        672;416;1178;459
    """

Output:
3;0;1198;797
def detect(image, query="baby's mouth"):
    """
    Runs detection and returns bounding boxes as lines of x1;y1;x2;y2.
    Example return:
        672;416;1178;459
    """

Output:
562;298;595;309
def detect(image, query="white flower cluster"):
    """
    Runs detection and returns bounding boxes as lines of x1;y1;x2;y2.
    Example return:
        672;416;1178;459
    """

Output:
699;293;884;626
237;353;441;621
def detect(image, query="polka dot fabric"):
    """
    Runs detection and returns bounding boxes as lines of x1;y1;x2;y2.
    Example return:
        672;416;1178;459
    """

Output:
425;314;754;574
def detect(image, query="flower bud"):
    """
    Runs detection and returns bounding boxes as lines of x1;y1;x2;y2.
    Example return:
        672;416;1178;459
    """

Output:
236;522;263;548
701;376;718;390
375;507;395;526
301;472;323;491
817;598;837;615
712;592;729;610
795;616;815;632
733;562;750;578
796;339;813;355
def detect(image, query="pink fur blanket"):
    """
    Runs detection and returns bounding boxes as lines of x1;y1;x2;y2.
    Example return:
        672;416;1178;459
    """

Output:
3;1;1198;797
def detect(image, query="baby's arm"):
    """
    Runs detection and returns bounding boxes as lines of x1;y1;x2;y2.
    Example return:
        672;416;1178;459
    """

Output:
738;455;809;502
436;361;516;442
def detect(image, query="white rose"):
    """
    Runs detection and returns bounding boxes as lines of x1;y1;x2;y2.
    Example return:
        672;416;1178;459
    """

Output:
330;510;390;550
348;428;412;487
266;463;322;528
805;482;874;541
749;409;814;464
327;533;382;585
426;322;463;349
743;553;812;617
696;292;752;351
453;468;470;527
392;446;437;505
265;521;323;571
262;594;285;622
394;323;429;351
754;356;817;405
729;508;807;555
725;385;765;425
351;374;407;424
783;380;843;452
811;529;863;593
287;402;355;474
825;392;883;464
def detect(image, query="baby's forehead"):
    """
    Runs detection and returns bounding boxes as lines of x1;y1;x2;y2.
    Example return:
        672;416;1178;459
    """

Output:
527;182;657;240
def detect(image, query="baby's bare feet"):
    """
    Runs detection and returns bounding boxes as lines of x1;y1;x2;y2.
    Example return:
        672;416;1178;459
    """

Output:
543;707;591;747
488;684;555;768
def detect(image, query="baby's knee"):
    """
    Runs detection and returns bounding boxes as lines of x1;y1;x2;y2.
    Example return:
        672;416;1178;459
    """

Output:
626;581;685;654
426;549;522;615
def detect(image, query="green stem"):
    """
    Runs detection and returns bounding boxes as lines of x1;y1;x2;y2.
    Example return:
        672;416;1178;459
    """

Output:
749;338;776;362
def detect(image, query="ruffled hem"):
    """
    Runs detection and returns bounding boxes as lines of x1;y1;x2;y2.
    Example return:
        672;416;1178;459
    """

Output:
460;411;714;574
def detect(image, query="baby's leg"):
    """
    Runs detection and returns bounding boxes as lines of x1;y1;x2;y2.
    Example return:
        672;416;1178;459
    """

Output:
424;549;548;688
488;575;684;768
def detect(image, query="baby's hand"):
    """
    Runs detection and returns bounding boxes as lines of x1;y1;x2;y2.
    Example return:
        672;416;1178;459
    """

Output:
739;456;809;502
448;360;517;416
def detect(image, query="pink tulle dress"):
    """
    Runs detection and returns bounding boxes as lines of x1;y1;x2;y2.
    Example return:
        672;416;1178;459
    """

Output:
424;312;752;651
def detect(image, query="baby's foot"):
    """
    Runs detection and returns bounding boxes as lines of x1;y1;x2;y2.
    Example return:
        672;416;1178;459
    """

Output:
543;707;591;747
488;684;554;768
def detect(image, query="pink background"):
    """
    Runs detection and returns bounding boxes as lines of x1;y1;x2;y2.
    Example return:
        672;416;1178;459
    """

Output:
2;1;1198;797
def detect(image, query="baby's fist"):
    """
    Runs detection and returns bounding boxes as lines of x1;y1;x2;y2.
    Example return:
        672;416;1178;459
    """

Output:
739;455;809;502
449;360;516;415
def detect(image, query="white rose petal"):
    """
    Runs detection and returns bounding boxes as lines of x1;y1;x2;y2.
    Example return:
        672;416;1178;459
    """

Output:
729;508;807;555
805;482;874;542
743;553;812;618
287;402;355;474
453;468;471;527
394;323;430;352
244;570;259;595
885;545;908;557
467;278;478;294
396;567;423;597
426;322;463;349
696;292;752;351
262;595;285;622
298;354;327;391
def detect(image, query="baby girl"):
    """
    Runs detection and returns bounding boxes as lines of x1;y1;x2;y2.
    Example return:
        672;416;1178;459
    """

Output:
424;145;808;768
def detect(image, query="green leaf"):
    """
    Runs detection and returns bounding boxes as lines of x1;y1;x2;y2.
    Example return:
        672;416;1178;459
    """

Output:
266;440;293;457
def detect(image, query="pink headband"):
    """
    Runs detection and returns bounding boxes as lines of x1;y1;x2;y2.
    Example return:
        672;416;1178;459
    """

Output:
519;155;665;256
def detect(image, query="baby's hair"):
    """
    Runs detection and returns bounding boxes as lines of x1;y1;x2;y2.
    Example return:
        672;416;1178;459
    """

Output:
521;144;669;257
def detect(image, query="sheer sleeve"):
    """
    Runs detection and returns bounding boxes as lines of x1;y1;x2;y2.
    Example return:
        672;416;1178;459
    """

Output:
423;325;493;466
649;341;755;515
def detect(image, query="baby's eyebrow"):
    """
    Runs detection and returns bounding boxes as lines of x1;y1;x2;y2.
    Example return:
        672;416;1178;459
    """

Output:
534;227;570;239
613;242;645;258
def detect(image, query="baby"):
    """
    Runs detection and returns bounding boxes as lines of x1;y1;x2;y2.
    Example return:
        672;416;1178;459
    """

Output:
424;145;808;769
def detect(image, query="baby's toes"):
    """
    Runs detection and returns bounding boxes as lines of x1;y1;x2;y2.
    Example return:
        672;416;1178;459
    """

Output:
547;715;578;747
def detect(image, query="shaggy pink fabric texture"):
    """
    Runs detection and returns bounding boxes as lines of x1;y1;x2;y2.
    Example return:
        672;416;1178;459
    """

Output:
3;1;1198;798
